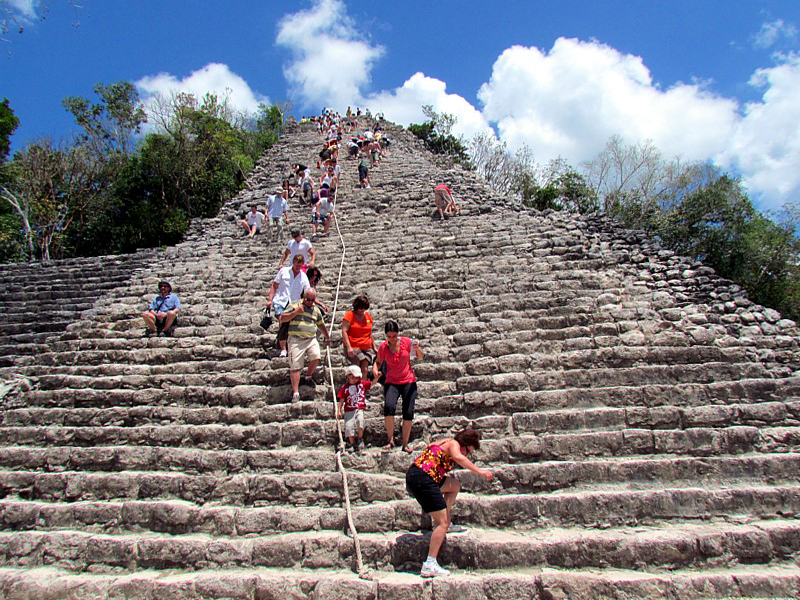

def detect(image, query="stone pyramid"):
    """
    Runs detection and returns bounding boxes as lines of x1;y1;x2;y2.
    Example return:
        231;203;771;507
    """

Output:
1;121;799;599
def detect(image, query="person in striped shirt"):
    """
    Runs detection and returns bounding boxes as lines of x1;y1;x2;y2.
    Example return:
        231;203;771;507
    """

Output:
279;287;331;402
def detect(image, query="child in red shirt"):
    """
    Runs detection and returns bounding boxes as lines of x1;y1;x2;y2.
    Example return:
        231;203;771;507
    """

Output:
337;365;372;453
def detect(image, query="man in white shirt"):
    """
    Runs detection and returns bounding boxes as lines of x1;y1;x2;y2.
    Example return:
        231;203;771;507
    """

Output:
278;228;316;270
267;254;310;357
266;193;291;242
240;205;265;238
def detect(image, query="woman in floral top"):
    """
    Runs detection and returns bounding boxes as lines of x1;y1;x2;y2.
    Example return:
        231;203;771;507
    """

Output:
405;429;493;578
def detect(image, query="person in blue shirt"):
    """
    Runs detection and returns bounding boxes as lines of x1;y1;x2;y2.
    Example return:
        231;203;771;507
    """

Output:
142;281;181;337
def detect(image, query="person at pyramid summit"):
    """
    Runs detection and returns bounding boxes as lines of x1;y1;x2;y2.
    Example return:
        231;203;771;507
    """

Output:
406;428;492;577
142;281;181;337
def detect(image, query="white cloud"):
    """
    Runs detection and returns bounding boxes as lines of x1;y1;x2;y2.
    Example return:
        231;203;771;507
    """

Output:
367;72;493;141
718;53;800;207
135;62;269;119
6;0;38;21
753;19;798;49
477;38;739;166
276;0;383;110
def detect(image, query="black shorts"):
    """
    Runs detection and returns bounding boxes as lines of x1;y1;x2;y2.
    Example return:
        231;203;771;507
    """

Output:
155;316;178;331
406;464;446;514
383;381;417;420
358;166;368;179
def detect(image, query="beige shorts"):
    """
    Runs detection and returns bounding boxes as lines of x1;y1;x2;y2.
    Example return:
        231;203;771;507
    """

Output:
288;336;321;370
344;409;365;438
345;347;376;367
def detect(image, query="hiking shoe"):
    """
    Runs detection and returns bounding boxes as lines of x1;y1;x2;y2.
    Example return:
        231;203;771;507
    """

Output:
279;349;288;358
420;561;450;578
448;524;468;534
291;392;300;402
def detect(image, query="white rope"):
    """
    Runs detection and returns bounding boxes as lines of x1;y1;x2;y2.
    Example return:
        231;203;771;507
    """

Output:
319;147;372;580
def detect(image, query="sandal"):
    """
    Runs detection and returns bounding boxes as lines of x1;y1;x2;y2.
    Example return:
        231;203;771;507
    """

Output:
382;443;394;451
401;445;414;453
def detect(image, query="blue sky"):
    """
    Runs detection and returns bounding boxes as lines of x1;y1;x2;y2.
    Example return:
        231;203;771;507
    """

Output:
3;0;800;210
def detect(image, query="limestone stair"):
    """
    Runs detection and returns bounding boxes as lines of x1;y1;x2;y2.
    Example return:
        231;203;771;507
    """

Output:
0;122;799;598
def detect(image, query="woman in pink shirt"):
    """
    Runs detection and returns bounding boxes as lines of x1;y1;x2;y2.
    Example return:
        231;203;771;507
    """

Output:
372;320;424;452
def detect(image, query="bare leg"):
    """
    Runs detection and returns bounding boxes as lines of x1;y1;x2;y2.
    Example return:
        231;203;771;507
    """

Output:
142;312;157;332
305;358;319;377
359;358;369;380
427;509;449;559
440;476;461;524
162;312;177;331
384;415;395;446
401;419;412;448
290;369;301;393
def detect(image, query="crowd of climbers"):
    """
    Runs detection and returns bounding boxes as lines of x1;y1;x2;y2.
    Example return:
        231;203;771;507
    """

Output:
140;108;480;578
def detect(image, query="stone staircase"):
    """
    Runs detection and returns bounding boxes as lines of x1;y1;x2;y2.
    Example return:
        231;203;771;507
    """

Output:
0;122;799;599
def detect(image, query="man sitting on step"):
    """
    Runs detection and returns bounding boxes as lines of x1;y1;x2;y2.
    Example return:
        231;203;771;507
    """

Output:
142;281;181;337
239;204;265;238
279;287;331;402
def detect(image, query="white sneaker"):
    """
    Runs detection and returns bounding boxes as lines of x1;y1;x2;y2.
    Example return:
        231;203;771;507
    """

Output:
420;560;450;578
291;392;300;402
448;524;467;533
279;349;287;357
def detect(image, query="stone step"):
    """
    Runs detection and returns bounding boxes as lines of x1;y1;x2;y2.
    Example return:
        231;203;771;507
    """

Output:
1;519;798;573
17;357;785;395
454;376;800;414
3;483;798;537
7;399;798;434
1;563;799;600
2;415;797;457
2;448;800;505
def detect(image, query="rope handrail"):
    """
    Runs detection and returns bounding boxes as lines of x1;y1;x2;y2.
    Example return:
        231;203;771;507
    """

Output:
319;148;372;580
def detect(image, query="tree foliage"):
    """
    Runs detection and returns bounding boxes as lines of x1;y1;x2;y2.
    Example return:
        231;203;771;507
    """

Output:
1;139;102;260
470;133;596;212
63;82;147;160
0;83;282;260
582;135;698;229
0;98;19;166
409;105;471;166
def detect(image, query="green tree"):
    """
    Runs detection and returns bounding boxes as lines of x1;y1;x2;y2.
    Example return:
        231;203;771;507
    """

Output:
409;106;471;166
582;135;698;229
63;81;147;160
0;99;23;261
657;173;800;320
0;98;19;165
1;139;103;260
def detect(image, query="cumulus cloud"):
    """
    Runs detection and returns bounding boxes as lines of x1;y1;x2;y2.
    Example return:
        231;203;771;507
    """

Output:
276;0;383;110
477;38;739;166
366;73;493;140
6;0;37;21
718;53;800;207
135;63;269;120
753;19;798;49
